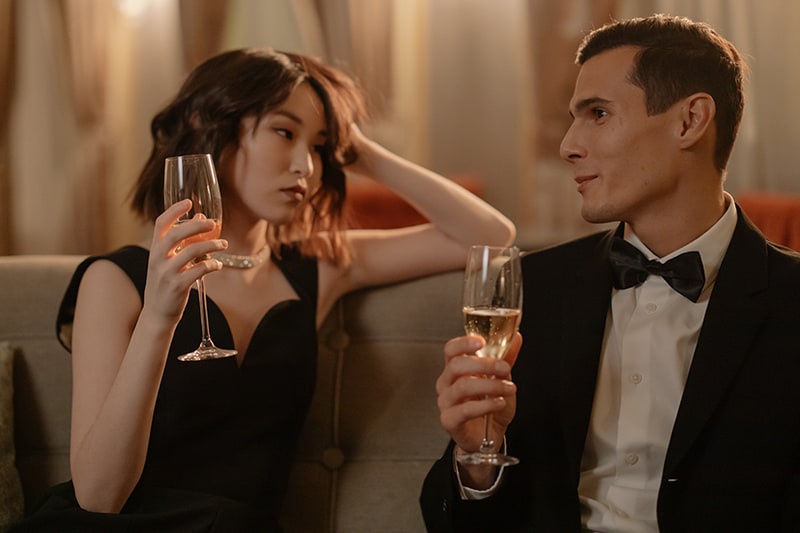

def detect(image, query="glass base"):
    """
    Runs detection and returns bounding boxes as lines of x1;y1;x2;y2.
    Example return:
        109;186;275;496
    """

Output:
177;344;238;361
456;452;520;467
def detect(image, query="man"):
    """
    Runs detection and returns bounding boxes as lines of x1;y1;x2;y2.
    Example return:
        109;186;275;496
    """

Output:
421;14;800;532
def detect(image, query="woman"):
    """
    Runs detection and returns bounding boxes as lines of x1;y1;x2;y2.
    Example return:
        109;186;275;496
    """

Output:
13;48;515;532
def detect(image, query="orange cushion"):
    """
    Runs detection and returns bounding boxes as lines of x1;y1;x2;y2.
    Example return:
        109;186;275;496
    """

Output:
738;193;800;251
346;175;484;229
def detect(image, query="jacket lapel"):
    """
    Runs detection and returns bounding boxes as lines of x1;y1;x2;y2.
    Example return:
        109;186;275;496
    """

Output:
663;209;770;477
558;228;617;464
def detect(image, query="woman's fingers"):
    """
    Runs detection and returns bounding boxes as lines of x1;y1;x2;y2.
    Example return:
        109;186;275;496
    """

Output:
152;203;226;267
155;199;192;237
141;202;228;319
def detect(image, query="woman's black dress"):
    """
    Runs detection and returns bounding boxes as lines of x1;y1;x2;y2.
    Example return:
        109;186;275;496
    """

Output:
11;245;319;532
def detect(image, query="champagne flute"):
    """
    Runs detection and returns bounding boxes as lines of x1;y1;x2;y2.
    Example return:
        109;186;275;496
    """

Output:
164;154;237;361
458;245;522;466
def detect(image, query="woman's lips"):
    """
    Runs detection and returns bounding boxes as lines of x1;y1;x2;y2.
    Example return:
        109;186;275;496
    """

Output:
281;185;307;202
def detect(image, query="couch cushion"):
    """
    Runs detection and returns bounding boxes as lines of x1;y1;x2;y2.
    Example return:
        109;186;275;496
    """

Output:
0;342;24;530
0;255;80;509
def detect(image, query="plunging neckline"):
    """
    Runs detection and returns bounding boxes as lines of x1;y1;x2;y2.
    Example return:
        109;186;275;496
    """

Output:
125;244;308;367
199;292;301;367
57;244;318;369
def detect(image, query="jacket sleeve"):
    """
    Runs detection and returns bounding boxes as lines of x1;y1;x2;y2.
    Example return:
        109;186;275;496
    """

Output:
419;441;518;533
780;461;800;530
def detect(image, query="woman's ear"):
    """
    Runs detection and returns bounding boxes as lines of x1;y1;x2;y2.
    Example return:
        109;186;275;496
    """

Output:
677;92;716;149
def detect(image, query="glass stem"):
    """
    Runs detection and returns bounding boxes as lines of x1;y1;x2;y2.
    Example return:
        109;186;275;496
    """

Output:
479;413;495;453
196;277;214;348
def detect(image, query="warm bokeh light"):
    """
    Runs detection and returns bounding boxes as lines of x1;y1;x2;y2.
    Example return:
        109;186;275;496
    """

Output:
113;0;152;19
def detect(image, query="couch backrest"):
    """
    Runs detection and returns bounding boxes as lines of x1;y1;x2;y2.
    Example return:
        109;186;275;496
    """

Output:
0;255;460;532
1;255;80;508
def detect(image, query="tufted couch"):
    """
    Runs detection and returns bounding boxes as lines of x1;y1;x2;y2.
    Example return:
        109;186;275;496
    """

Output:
0;254;462;532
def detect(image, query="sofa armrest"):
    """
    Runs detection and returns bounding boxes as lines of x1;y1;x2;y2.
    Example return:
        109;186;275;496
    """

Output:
0;255;85;511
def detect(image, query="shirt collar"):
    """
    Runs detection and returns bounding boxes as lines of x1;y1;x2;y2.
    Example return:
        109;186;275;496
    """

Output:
624;191;737;291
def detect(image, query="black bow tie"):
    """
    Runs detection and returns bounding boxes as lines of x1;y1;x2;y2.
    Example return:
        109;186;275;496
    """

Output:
609;236;706;302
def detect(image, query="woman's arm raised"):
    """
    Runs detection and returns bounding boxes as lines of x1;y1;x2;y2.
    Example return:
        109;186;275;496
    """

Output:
347;125;516;250
319;126;516;311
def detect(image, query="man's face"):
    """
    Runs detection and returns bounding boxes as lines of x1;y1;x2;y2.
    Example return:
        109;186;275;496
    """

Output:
560;46;682;227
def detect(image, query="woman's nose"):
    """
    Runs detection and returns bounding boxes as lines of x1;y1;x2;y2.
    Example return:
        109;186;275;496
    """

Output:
290;146;314;177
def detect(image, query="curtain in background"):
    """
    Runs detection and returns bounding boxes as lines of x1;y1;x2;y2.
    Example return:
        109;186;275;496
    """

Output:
7;1;800;254
296;0;398;139
0;0;15;255
340;0;393;119
618;0;800;197
288;0;328;60
524;0;618;245
58;0;114;254
291;0;430;172
42;0;227;253
58;0;229;255
179;0;229;71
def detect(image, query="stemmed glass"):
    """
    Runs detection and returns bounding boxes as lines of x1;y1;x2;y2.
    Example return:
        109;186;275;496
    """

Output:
458;245;523;466
164;154;237;361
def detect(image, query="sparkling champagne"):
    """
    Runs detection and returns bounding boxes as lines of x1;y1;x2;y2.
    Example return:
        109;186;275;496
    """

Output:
463;306;521;360
174;218;222;251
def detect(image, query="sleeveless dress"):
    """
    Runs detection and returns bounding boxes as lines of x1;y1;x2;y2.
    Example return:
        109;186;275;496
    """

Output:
11;245;319;533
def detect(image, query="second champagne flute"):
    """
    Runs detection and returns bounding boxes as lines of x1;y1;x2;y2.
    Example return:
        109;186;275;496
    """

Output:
458;244;522;466
164;154;237;361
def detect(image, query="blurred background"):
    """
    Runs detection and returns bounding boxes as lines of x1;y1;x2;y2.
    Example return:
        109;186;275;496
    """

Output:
2;0;799;256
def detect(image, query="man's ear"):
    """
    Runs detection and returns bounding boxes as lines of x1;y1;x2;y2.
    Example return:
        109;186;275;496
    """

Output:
677;92;715;149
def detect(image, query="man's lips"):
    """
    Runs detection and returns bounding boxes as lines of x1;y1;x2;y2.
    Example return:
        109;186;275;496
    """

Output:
575;175;597;192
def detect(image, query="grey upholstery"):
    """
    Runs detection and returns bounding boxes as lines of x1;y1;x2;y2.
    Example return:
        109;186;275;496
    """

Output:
0;254;461;532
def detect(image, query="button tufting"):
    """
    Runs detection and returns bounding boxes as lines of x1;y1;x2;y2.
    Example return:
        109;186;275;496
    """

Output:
327;330;350;351
322;447;346;470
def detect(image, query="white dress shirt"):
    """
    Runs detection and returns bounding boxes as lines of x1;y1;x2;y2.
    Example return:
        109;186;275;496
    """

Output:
579;194;737;532
459;194;738;533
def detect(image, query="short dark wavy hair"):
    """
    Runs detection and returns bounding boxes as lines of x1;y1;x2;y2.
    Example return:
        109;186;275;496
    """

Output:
577;14;747;172
130;48;366;263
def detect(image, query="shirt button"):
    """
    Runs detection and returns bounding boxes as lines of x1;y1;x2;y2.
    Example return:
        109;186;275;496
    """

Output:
625;453;639;465
630;373;643;384
644;302;658;313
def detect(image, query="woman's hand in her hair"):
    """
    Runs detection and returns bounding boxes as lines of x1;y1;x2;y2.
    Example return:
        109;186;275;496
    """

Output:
341;123;378;178
143;199;227;322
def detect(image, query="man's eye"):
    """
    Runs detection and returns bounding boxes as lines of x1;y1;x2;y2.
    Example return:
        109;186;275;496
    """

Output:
593;109;608;119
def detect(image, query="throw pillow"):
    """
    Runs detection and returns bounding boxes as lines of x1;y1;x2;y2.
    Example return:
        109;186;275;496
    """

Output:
0;342;24;531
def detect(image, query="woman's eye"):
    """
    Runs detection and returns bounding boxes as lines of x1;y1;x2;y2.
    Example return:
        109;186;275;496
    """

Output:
275;128;293;140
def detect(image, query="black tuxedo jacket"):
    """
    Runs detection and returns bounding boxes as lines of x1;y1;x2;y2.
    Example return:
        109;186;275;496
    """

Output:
421;208;800;532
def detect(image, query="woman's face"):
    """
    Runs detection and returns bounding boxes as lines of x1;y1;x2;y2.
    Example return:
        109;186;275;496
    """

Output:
222;81;328;228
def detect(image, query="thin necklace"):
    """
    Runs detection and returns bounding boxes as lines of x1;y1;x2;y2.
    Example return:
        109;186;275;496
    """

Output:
212;245;271;269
